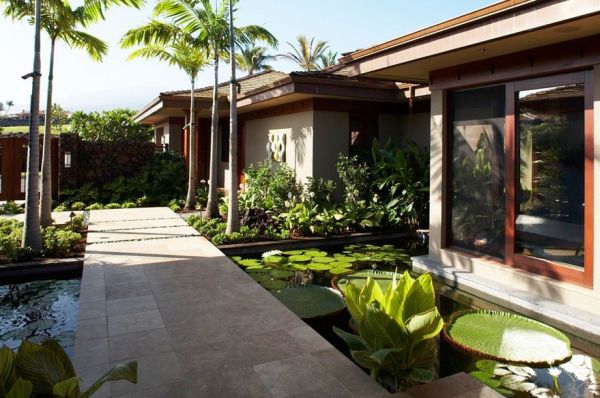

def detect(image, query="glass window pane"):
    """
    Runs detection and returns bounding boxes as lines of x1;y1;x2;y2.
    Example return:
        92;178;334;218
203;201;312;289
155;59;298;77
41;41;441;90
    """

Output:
450;86;505;258
516;83;584;268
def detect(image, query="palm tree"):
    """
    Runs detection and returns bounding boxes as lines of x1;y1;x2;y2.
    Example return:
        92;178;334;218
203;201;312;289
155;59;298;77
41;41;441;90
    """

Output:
226;0;238;233
155;0;277;219
278;35;329;71
318;49;337;70
4;100;14;115
4;0;142;227
235;44;274;76
122;21;209;210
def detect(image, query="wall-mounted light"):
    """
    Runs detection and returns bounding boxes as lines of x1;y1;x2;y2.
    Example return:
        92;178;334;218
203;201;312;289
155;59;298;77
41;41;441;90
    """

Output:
64;151;72;168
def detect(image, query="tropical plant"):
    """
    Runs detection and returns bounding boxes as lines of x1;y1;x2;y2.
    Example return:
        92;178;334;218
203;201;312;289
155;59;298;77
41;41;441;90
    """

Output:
70;109;152;142
336;153;372;205
153;0;277;219
122;20;210;210
302;177;336;209
278;35;329;71
444;310;572;366
334;272;443;392
0;339;136;397
241;160;302;211
318;49;337;69
3;0;142;227
2;100;14;115
235;43;275;75
371;139;430;229
50;103;70;134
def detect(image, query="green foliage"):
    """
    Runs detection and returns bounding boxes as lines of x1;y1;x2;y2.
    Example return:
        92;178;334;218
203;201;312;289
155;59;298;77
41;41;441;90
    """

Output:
274;286;346;319
336;154;372;205
104;203;122;209
42;228;81;257
186;215;288;245
70;109;152;142
444;310;572;366
195;180;209;209
241;160;302;211
0;340;136;398
70;202;86;211
371;139;430;229
0;219;33;263
0;201;24;215
334;272;443;392
302;177;336;209
85;203;103;211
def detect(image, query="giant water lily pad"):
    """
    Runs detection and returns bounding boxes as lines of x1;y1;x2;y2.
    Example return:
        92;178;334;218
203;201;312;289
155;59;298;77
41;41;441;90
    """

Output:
237;259;262;267
274;285;346;319
334;270;397;294
288;255;311;263
260;279;288;291
307;263;332;271
444;310;572;366
270;269;295;279
312;257;334;264
304;251;327;257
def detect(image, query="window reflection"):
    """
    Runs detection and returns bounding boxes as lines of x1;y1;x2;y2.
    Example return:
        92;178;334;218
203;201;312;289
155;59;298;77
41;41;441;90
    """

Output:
450;86;505;258
516;84;584;267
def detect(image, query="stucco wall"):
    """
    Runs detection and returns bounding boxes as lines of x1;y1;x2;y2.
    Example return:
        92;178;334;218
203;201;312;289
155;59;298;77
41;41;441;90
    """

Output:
313;111;349;183
379;112;430;151
244;111;314;183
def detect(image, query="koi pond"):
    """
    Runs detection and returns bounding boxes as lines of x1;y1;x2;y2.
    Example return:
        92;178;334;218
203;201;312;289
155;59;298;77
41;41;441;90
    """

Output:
231;242;600;397
0;278;80;356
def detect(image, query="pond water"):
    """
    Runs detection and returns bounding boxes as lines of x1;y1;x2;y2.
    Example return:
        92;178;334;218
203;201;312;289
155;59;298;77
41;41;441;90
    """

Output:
0;278;81;356
231;241;600;398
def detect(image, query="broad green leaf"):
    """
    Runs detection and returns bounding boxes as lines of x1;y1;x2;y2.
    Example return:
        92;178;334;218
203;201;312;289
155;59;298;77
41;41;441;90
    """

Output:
81;361;137;398
401;273;435;322
16;341;68;395
370;348;400;367
475;359;500;375
0;346;18;395
53;377;81;398
361;278;384;307
5;378;33;398
344;284;364;324
405;308;443;343
351;350;378;371
42;340;77;379
359;304;395;351
408;368;435;383
332;327;368;351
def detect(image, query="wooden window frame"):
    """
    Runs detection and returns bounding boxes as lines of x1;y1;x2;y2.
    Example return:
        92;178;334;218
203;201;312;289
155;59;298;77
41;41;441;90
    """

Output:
446;71;594;288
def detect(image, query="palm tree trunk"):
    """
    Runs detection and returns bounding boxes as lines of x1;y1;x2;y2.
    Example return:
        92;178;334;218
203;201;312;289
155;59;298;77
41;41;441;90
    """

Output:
226;0;239;233
40;37;56;227
22;0;43;251
205;52;220;219
184;77;197;209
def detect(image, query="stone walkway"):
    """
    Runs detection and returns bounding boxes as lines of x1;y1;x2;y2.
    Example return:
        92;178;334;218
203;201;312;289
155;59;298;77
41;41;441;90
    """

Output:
73;208;500;398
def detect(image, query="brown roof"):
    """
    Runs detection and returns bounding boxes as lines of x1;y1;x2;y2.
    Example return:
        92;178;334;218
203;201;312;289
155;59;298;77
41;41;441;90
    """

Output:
340;0;536;63
161;70;289;99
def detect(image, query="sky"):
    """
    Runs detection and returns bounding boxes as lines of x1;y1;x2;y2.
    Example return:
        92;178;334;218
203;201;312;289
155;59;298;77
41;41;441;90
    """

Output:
0;0;493;113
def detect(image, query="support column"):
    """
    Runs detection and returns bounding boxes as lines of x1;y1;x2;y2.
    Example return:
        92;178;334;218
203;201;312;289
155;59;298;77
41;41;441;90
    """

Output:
429;90;445;262
183;113;190;167
593;65;600;293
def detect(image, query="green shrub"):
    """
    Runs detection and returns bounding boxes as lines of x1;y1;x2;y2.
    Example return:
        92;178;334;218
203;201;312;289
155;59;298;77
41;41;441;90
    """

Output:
0;201;23;215
196;180;209;208
53;203;69;212
70;201;86;211
42;227;81;257
105;202;122;209
302;177;336;209
67;214;86;233
71;108;153;142
336;154;372;205
241;160;302;211
86;203;104;210
0;219;33;262
121;201;137;208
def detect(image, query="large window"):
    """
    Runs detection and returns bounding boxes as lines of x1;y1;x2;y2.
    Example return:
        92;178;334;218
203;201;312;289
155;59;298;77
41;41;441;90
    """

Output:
447;72;593;286
449;86;505;258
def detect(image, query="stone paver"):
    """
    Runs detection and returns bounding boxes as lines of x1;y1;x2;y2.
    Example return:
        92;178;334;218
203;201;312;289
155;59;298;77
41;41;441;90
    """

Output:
74;208;501;398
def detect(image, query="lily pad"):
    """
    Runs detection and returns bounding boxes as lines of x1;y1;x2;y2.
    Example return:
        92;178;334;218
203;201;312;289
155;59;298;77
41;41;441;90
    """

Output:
288;255;311;263
237;259;262;267
271;269;295;279
263;256;287;266
274;285;346;319
334;270;397;294
444;310;572;366
249;272;271;282
333;255;356;263
288;263;307;271
312;257;334;264
260;279;288;291
304;251;328;257
329;261;353;268
307;263;333;271
247;265;267;270
283;250;304;256
330;267;353;275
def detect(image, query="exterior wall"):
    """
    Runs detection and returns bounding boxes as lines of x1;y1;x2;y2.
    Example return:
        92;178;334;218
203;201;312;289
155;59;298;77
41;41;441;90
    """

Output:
379;112;430;151
312;111;349;183
427;71;600;314
244;111;314;183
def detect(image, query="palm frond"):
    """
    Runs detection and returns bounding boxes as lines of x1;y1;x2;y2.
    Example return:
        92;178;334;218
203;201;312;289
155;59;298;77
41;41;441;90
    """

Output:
63;29;108;61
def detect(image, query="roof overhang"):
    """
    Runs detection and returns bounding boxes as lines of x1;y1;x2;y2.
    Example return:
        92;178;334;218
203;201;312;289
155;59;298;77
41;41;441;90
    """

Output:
134;95;228;125
342;0;600;82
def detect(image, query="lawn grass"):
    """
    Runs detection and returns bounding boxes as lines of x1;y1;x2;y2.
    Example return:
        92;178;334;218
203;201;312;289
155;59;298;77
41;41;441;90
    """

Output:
1;125;70;134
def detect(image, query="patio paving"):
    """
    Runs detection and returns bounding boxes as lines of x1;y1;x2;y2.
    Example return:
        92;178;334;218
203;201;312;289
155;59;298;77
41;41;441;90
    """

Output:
73;207;501;398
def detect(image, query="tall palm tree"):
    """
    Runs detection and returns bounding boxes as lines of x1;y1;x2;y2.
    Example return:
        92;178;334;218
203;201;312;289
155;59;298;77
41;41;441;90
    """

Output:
155;0;277;219
4;0;142;226
318;49;338;70
121;21;209;209
278;35;329;71
4;100;14;115
235;44;274;76
226;0;238;233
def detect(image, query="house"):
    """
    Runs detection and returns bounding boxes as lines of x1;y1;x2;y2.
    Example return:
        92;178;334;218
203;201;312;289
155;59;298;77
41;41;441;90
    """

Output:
340;0;600;324
134;69;430;190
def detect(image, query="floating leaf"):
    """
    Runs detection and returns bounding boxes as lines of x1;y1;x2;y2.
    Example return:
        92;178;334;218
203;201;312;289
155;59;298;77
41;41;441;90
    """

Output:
260;279;288;291
274;285;346;319
335;270;397;294
304;251;327;257
287;263;307;271
270;269;295;279
237;259;262;267
247;265;267;270
329;261;353;268
249;272;271;282
312;257;334;264
330;267;352;275
263;256;287;266
288;255;311;263
307;263;332;271
444;310;572;366
333;255;356;263
283;250;304;256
